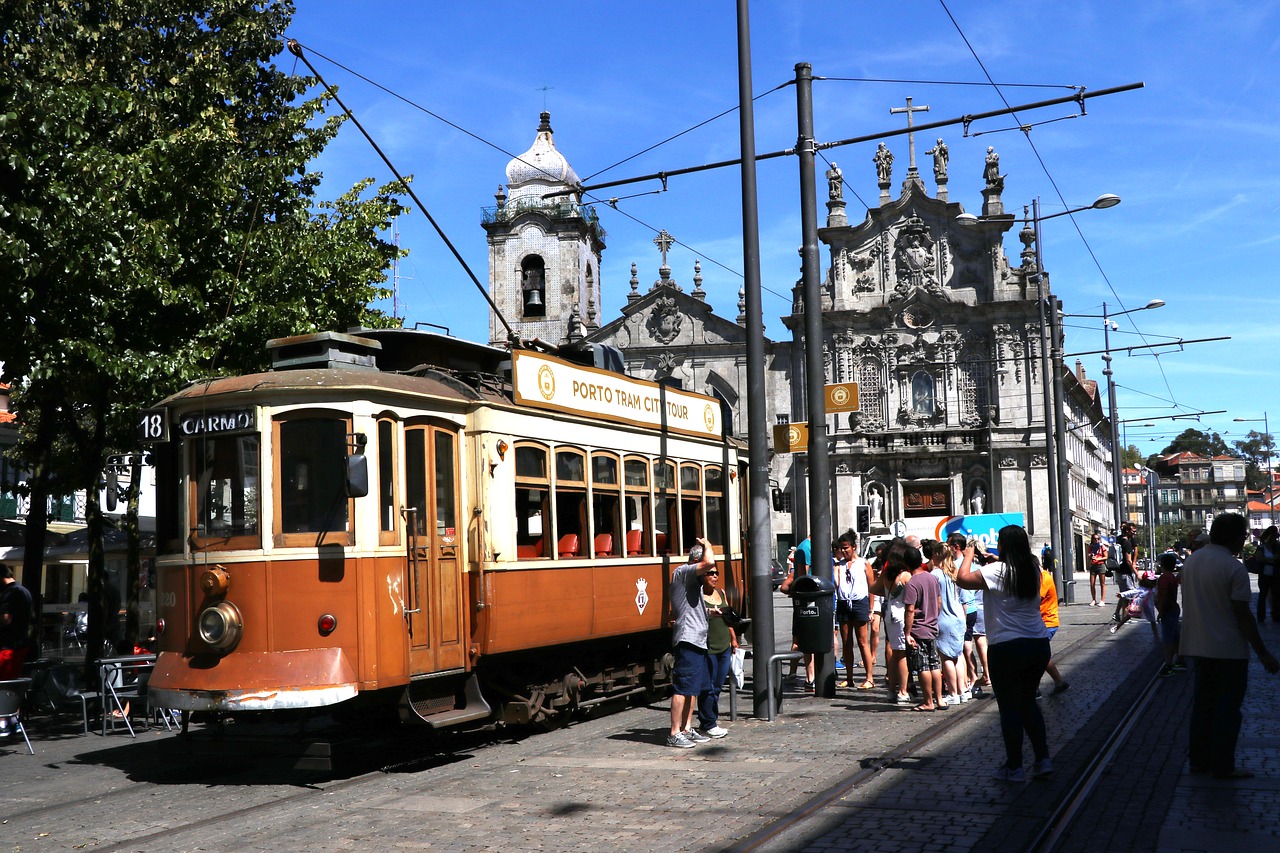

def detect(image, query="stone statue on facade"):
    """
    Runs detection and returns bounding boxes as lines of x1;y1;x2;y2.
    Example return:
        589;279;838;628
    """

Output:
826;162;843;201
970;484;986;515
873;143;893;186
868;487;884;524
984;146;1004;192
926;138;948;182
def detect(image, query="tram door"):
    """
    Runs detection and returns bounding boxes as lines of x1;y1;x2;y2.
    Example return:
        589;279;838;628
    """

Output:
404;424;466;674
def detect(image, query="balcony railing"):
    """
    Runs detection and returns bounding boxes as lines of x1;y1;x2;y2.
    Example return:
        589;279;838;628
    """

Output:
482;198;605;237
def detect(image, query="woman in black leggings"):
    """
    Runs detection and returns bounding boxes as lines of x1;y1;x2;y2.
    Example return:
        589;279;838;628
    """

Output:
957;526;1053;782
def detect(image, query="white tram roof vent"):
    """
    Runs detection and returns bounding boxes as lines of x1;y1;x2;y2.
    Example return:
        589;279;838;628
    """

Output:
266;331;382;372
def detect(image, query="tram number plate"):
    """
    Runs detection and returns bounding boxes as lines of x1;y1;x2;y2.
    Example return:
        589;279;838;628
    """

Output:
138;408;170;443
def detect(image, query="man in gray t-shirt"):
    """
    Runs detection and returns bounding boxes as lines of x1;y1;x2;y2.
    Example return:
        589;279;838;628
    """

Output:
668;538;716;748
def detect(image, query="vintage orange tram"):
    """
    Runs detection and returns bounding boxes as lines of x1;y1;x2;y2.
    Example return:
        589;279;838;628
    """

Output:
146;328;747;728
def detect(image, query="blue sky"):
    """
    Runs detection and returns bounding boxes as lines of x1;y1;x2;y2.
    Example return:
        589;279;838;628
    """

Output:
285;1;1280;455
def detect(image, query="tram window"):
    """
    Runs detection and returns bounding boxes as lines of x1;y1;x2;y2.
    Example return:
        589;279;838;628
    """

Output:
704;465;724;547
377;419;398;542
679;463;703;552
556;449;585;484
624;456;651;556
654;460;677;555
515;443;550;558
278;417;349;538
434;431;456;537
554;449;587;556
591;452;621;557
654;495;677;556
192;434;260;542
406;429;427;535
624;458;648;488
516;445;546;479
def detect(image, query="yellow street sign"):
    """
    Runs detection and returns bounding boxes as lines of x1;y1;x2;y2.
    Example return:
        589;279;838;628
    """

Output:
825;382;860;413
772;422;809;453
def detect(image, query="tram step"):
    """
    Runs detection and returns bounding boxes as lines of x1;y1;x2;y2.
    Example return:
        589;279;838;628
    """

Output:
401;673;492;729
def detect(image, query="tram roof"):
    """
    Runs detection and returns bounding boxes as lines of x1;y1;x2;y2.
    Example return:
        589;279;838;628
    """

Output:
163;366;509;408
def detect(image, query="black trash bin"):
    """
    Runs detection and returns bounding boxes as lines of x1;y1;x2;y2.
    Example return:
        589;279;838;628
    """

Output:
790;575;834;654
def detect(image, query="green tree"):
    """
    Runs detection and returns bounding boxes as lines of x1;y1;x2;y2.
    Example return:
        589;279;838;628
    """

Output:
1156;428;1230;459
0;0;407;662
1232;430;1275;491
1120;443;1145;469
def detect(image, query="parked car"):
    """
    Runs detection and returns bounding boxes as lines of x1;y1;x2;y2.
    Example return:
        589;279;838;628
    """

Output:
771;559;786;591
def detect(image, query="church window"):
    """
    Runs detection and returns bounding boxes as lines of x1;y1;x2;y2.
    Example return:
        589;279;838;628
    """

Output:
911;371;935;415
521;255;547;317
959;359;989;418
858;359;882;426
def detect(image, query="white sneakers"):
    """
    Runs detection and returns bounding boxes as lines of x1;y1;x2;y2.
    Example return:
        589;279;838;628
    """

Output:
669;726;727;748
1031;758;1055;778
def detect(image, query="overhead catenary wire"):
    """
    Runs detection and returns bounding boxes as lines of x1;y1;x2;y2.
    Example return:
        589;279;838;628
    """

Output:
936;0;1178;410
286;39;778;304
285;39;515;341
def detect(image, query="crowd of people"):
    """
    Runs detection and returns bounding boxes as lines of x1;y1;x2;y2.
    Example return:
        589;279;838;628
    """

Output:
666;516;1280;783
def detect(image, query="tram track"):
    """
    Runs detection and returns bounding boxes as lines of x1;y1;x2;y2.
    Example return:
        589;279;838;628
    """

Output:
727;616;1163;853
5;607;1162;853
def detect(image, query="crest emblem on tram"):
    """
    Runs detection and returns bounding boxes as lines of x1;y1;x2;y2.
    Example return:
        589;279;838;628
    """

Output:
635;577;649;615
537;364;556;400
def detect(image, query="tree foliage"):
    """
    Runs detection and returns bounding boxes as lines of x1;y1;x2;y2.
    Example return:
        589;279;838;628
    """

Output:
1155;428;1231;460
0;0;408;654
1232;429;1275;491
1120;443;1145;469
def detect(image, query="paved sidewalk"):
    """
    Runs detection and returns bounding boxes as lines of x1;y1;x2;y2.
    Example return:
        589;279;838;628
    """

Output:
2;575;1279;852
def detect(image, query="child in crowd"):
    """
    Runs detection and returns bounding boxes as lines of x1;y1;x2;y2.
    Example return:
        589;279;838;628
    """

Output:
1156;552;1185;676
1038;566;1070;696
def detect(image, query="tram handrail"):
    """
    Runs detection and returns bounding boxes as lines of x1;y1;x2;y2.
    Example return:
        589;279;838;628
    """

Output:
401;508;421;633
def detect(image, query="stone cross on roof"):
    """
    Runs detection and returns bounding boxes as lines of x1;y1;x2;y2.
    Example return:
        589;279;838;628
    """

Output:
653;229;675;268
890;97;930;177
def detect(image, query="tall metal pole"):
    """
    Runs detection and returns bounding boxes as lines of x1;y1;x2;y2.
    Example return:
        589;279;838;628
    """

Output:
1051;295;1076;600
794;62;834;697
1103;302;1124;532
734;0;776;720
1267;412;1275;526
1032;201;1063;598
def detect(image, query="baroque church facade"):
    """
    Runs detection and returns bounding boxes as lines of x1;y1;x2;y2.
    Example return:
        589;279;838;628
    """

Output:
484;112;1113;563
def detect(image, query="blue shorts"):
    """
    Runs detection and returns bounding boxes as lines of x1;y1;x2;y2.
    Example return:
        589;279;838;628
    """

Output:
672;642;710;696
1046;626;1058;642
1160;612;1181;646
836;598;871;625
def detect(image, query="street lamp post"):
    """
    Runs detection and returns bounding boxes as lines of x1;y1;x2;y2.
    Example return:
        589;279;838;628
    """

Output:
957;193;1120;604
1099;299;1165;531
1234;412;1275;526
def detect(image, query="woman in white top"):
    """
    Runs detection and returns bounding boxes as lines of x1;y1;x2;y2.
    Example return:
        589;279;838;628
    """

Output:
834;534;876;689
957;525;1053;782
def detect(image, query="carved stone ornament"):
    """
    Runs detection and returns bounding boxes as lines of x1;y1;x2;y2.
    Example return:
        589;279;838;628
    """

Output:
892;215;939;299
646;295;683;344
900;303;936;329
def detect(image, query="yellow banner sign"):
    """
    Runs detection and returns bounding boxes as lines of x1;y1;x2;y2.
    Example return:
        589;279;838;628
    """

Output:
772;422;808;453
512;350;723;439
825;382;860;413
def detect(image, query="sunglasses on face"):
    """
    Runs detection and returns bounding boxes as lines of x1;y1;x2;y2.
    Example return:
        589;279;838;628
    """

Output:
706;571;719;576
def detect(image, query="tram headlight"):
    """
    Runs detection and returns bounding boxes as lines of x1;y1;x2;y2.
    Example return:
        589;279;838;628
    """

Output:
318;614;337;636
197;601;243;651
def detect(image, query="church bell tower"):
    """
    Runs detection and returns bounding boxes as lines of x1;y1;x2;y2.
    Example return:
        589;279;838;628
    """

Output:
482;112;605;347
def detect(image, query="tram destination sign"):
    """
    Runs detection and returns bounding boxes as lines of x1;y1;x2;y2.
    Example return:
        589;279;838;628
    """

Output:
512;350;723;439
175;408;256;437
